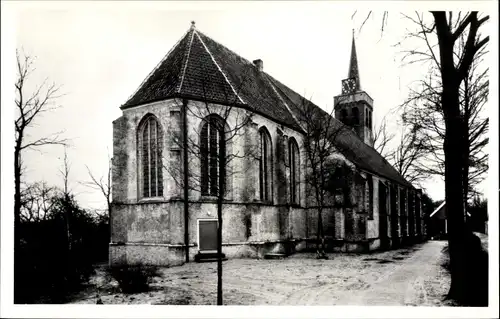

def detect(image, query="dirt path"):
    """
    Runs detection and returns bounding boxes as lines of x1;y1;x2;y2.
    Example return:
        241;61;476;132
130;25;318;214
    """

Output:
279;241;447;306
72;240;450;305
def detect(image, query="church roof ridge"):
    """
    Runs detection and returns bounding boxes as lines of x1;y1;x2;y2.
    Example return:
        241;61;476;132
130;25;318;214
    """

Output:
176;28;196;94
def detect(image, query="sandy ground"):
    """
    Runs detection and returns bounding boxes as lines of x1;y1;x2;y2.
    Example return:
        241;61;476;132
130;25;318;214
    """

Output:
70;240;452;305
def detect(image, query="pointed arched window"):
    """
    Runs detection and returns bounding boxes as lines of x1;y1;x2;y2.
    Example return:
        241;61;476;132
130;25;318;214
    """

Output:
259;127;272;202
139;115;163;198
200;115;225;196
367;174;374;219
289;137;300;205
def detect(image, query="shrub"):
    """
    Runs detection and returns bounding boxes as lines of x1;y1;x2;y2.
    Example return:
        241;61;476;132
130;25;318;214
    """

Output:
107;265;161;294
15;193;108;303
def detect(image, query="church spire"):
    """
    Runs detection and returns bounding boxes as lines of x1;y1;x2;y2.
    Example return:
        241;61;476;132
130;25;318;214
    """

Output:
348;29;361;91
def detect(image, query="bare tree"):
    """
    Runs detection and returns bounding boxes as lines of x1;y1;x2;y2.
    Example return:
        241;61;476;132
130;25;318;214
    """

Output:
19;181;58;223
401;36;489;205
355;11;489;304
296;95;351;259
371;112;429;186
81;154;112;217
14;50;68;255
59;148;72;252
372;114;396;158
164;72;256;305
408;12;489;304
387;124;428;187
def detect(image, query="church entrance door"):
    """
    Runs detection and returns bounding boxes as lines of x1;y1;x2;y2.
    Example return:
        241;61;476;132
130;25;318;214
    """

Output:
197;219;218;252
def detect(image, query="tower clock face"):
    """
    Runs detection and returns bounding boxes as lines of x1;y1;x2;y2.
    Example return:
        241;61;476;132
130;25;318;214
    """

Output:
342;77;357;94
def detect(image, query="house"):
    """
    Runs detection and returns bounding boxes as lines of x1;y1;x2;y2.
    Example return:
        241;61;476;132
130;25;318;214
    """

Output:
428;201;447;239
428;201;488;239
110;22;426;266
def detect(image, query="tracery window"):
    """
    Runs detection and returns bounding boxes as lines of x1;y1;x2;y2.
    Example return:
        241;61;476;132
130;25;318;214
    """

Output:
139;115;163;198
200;116;225;196
367;174;374;219
289;137;300;205
259;127;272;202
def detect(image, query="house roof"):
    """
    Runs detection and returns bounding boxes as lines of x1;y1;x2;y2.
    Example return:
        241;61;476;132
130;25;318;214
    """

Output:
122;23;413;188
430;201;446;218
430;201;472;219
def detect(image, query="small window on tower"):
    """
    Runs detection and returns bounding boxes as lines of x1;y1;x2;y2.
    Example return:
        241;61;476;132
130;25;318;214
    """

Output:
352;107;360;125
341;109;348;123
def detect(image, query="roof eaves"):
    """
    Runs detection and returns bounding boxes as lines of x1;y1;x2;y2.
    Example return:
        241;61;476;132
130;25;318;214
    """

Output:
357;167;412;188
194;31;246;105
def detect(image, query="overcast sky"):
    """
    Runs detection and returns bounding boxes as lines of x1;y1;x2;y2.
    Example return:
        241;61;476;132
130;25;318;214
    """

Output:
3;1;494;211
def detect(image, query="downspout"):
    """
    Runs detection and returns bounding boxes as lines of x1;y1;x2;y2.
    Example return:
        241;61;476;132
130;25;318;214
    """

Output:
183;99;189;263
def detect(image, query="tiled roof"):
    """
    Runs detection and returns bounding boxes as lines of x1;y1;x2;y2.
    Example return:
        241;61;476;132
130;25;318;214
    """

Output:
122;26;413;188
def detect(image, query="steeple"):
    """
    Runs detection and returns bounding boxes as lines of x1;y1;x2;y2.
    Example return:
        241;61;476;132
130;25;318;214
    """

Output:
334;29;374;147
348;29;361;91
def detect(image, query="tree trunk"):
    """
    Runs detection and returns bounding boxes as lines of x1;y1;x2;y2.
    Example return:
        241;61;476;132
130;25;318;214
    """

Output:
462;76;471;221
64;193;72;253
217;195;223;305
443;84;469;303
317;207;322;253
432;14;470;303
14;144;22;300
183;99;190;263
14;145;21;251
217;132;226;306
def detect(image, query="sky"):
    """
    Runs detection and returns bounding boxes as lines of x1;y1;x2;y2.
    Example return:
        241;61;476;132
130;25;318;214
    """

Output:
2;1;495;211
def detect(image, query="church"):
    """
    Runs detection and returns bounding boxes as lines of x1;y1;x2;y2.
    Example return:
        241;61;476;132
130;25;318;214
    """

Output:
110;22;426;266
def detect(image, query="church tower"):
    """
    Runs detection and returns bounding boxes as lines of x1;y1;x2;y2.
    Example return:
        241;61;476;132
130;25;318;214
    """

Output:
334;31;374;146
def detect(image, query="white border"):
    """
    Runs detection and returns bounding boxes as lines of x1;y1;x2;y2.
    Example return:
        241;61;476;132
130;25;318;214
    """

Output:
1;1;498;318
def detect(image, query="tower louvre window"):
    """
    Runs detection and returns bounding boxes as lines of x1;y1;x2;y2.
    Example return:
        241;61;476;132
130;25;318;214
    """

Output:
340;109;348;123
352;107;360;125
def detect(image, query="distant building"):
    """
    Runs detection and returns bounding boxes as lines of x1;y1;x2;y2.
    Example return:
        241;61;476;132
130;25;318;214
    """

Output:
110;23;426;266
428;201;447;239
428;201;488;239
